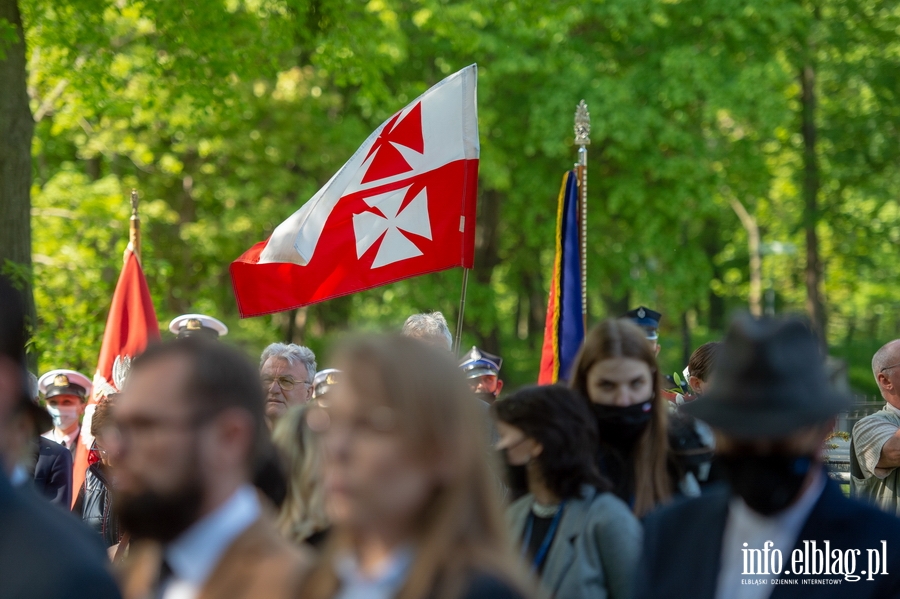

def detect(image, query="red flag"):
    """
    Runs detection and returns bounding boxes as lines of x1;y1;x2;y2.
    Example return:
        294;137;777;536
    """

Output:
231;65;479;317
73;248;159;507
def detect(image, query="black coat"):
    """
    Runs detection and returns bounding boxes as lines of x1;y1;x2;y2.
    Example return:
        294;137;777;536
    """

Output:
0;468;121;599
29;437;73;507
635;479;900;599
73;462;122;547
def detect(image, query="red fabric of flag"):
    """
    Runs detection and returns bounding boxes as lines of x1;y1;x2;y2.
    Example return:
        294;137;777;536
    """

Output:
73;248;159;508
231;65;480;317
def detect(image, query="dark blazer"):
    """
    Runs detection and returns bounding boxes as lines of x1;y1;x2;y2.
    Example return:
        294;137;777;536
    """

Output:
30;436;73;506
635;479;900;599
0;468;121;599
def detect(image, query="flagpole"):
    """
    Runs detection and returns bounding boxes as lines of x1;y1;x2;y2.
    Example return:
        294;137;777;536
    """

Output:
453;268;470;355
128;189;141;263
574;100;590;331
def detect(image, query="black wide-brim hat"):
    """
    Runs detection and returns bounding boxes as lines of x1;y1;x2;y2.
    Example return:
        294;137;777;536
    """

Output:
682;315;850;438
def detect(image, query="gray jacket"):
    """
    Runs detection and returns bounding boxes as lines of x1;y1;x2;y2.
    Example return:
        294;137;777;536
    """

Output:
507;485;641;599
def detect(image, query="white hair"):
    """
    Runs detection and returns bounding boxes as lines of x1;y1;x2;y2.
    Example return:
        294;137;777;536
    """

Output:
402;311;452;350
260;343;317;382
873;340;900;378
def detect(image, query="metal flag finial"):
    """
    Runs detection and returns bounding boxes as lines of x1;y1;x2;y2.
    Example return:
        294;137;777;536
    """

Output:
574;100;590;147
128;189;142;263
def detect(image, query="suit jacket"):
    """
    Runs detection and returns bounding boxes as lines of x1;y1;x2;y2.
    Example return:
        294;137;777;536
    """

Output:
635;480;900;599
30;436;73;506
120;516;312;599
507;485;642;599
0;468;121;599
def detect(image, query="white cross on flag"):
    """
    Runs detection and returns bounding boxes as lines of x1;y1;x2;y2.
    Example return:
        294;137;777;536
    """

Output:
231;65;479;317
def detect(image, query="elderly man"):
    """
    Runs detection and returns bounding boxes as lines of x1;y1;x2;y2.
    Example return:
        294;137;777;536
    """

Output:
635;317;900;599
851;339;900;514
259;343;316;428
402;311;453;350
113;338;311;599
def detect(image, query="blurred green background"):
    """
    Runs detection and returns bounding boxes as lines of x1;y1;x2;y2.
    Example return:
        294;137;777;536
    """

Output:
5;0;899;397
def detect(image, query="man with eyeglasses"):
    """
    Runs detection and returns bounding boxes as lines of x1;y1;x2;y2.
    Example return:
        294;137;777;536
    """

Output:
851;339;900;514
259;343;317;429
113;338;312;599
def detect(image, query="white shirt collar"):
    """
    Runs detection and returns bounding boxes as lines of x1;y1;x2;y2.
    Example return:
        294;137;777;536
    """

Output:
715;469;826;599
9;464;29;487
42;426;80;448
884;403;900;418
164;485;261;588
334;547;414;599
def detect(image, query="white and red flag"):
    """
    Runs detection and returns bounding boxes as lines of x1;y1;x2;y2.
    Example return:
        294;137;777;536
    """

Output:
73;247;159;507
230;65;479;317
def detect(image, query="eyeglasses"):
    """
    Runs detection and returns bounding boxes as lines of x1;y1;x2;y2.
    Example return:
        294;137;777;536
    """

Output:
881;363;900;373
262;376;311;391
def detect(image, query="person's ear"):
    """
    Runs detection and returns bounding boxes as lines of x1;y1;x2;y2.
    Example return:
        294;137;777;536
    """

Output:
878;372;892;391
495;379;504;396
688;375;703;393
530;441;543;459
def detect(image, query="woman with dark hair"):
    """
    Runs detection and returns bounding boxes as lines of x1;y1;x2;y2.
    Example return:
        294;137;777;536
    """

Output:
299;335;529;599
74;395;123;548
570;318;674;517
493;385;641;599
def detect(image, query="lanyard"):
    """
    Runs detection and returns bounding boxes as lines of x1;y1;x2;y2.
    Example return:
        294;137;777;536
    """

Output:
521;500;566;572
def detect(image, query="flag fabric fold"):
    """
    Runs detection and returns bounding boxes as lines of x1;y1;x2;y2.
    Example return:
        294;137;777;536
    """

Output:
73;248;159;507
538;171;585;384
231;65;480;317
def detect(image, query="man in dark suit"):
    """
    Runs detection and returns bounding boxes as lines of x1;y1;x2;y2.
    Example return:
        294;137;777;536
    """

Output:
10;371;75;506
0;276;121;599
31;436;74;505
635;316;900;599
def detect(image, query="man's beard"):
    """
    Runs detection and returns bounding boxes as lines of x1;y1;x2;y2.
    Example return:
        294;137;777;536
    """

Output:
114;454;206;543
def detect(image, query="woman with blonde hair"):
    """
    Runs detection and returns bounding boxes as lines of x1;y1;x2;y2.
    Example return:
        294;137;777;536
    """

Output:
301;334;529;599
570;318;674;517
272;403;330;547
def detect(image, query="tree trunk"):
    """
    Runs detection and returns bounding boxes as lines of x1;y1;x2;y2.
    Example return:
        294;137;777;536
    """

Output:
727;195;762;317
0;0;37;340
801;61;827;345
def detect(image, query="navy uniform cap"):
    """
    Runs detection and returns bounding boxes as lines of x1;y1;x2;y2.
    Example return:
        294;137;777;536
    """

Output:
459;347;502;379
38;369;92;401
169;314;228;340
623;306;662;341
313;369;341;399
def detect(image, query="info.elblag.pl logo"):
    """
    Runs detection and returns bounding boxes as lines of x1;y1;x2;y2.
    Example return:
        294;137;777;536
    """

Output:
743;540;889;584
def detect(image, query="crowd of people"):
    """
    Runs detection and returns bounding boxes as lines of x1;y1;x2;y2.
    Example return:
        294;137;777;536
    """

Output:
4;274;900;599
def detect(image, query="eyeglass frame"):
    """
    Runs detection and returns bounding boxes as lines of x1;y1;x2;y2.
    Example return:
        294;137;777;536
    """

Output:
261;375;312;391
880;362;900;373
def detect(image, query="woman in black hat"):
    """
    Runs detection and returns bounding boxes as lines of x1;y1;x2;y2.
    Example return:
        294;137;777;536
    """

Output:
570;319;674;517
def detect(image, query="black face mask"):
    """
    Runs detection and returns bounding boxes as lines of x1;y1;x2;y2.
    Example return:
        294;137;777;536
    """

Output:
474;391;498;405
717;454;814;516
497;448;529;502
590;401;653;447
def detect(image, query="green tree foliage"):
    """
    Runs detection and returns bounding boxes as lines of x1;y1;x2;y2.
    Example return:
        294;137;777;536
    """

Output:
14;0;900;394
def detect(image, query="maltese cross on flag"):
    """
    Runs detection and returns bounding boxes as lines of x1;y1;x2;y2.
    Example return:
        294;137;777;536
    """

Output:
231;65;479;317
